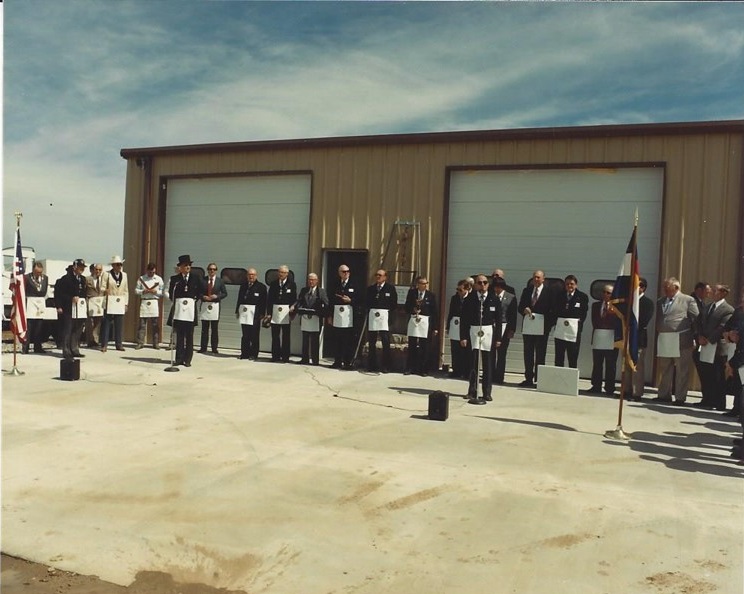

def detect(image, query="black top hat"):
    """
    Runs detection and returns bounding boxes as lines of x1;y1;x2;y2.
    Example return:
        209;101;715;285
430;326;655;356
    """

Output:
177;254;193;266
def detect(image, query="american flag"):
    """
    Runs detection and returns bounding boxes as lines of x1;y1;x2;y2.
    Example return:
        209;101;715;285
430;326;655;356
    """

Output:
10;227;27;342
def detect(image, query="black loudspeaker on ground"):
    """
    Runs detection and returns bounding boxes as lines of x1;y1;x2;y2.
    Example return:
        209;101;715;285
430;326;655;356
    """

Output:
60;359;80;381
428;390;449;421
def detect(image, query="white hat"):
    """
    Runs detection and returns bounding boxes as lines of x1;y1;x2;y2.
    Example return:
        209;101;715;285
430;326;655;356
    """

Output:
110;255;125;264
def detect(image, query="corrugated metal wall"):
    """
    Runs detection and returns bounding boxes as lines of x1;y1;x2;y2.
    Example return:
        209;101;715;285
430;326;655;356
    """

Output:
122;125;744;341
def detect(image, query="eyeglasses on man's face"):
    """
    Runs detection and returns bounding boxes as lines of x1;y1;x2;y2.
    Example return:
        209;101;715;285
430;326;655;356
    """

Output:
208;268;217;272
476;280;488;285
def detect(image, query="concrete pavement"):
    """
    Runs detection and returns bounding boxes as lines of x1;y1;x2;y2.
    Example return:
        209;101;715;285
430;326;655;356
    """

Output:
2;344;743;593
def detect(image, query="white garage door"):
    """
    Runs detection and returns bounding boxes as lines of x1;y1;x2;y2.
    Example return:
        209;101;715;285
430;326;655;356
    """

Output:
445;167;663;381
163;174;311;352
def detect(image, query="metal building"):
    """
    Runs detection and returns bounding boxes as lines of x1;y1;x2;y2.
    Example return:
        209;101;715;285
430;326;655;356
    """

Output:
120;120;744;377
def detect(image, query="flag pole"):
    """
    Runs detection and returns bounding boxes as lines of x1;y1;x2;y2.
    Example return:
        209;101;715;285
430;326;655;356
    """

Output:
6;212;26;377
604;210;638;441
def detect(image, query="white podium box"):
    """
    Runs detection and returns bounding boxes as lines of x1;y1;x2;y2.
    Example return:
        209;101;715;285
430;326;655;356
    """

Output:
536;365;579;396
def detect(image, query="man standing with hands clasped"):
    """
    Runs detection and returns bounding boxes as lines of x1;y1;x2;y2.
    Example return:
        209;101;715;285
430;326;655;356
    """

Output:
199;263;228;354
553;274;589;369
518;270;555;387
366;269;398;373
460;274;502;401
135;262;163;350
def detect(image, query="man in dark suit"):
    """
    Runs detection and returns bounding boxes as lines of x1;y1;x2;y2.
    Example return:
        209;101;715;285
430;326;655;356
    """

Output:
23;262;49;354
198;262;228;354
328;264;361;369
292;272;328;365
491;268;516;296
625;277;655;401
54;259;88;360
553;274;589;369
694;284;734;410
691;281;711;388
404;276;439;376
366;269;398;373
492;277;517;384
447;279;472;379
235;268;267;360
517;270;555;387
168;255;202;367
460;274;502;401
590;284;620;396
266;265;297;363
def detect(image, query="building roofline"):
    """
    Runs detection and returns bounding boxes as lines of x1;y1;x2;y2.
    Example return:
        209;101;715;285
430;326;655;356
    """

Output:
120;119;744;160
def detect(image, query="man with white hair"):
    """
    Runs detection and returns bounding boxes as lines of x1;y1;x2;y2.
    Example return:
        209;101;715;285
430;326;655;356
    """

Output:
266;265;296;363
654;277;700;405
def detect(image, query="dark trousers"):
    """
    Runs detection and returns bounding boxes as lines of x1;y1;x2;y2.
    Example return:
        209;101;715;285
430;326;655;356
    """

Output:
368;330;391;371
469;347;494;398
699;355;727;409
101;314;124;348
302;330;321;364
451;339;471;379
240;323;261;359
493;336;510;383
407;336;430;374
523;333;548;382
23;318;45;352
334;326;355;366
591;348;618;394
173;320;194;364
555;337;581;368
200;320;219;351
271;323;291;361
60;314;84;358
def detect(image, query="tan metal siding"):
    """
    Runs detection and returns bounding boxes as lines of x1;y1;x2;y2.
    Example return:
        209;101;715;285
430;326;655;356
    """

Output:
122;127;743;345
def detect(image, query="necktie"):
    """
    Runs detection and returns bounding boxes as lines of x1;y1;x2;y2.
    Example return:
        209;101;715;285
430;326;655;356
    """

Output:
531;287;538;306
419;292;424;301
96;277;100;291
708;302;716;316
601;303;607;318
208;277;213;297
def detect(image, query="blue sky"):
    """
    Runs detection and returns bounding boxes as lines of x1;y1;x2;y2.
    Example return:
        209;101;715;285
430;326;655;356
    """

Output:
3;1;744;265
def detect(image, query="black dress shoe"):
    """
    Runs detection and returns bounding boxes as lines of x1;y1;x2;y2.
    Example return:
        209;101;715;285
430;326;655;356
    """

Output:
671;400;686;406
483;394;493;401
198;348;207;354
404;369;412;375
184;362;192;367
73;353;85;358
518;380;534;387
212;349;219;354
651;397;673;403
724;409;740;417
331;362;342;369
692;402;712;409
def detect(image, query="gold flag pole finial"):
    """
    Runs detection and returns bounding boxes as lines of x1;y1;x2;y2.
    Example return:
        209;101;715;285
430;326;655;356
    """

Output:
14;211;23;227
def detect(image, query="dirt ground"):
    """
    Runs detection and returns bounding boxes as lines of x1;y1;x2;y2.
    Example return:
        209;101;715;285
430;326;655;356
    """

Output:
0;554;249;594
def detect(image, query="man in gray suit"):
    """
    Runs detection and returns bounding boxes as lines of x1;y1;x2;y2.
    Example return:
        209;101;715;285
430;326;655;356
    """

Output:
693;284;734;410
654;277;700;405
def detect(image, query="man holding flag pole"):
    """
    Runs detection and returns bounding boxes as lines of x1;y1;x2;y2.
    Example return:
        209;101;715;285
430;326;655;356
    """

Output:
6;212;28;376
604;210;642;440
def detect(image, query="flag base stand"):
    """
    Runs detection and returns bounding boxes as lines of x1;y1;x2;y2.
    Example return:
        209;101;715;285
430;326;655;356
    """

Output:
468;396;487;405
604;425;631;441
163;366;180;373
4;366;25;377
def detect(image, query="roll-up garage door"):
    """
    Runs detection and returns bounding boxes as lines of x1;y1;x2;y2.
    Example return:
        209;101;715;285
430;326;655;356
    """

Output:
445;167;663;381
163;174;311;352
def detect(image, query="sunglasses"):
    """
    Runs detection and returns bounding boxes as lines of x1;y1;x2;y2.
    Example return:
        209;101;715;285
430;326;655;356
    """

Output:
208;268;217;271
476;280;488;285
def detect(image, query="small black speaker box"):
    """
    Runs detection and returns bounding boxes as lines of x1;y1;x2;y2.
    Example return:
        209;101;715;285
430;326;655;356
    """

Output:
428;390;449;421
60;358;80;381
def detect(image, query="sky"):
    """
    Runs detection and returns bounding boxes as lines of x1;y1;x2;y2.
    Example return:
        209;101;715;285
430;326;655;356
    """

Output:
2;1;743;267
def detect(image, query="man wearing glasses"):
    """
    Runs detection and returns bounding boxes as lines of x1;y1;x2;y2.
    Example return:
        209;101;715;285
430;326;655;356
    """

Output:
329;265;361;369
366;269;398;373
198;263;228;354
404;276;439;376
517;270;555;387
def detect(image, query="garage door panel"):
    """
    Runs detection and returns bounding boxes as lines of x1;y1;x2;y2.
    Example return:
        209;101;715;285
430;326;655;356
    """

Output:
446;167;663;382
164;174;311;353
